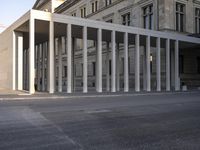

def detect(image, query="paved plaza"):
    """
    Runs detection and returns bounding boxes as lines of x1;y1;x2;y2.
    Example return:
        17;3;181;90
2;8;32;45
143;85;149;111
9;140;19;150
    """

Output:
0;92;200;150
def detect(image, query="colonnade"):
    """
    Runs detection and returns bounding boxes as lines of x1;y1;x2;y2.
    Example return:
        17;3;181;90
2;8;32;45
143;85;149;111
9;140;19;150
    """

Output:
15;21;180;94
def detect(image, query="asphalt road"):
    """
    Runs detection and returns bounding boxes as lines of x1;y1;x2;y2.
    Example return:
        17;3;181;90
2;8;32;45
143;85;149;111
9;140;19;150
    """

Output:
0;92;200;150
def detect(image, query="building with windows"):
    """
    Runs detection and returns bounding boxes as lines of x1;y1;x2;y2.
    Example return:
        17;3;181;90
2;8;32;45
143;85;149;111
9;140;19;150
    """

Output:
0;0;200;94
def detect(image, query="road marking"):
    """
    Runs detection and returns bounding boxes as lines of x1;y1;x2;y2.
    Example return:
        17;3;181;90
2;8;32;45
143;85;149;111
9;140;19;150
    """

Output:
85;109;111;114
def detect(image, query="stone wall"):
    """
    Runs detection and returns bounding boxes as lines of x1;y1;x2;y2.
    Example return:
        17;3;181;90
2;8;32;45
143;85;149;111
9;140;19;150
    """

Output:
0;28;14;89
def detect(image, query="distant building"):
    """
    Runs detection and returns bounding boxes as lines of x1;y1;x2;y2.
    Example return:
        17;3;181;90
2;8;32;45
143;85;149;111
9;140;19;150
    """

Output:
0;0;200;94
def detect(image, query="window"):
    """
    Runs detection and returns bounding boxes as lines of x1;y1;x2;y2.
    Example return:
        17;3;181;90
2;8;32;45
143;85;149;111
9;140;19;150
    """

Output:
121;58;124;75
197;57;200;74
92;1;98;13
128;57;130;74
56;67;58;78
92;3;94;13
72;12;76;17
122;13;130;26
143;4;154;30
109;60;111;75
105;0;112;6
176;3;185;32
81;7;86;18
179;55;184;74
92;62;96;76
106;19;113;23
80;63;83;76
150;54;153;73
64;66;67;77
45;69;47;78
195;8;200;33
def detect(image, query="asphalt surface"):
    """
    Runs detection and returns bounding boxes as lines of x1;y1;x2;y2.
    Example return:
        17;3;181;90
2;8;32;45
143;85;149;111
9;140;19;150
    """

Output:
0;92;200;150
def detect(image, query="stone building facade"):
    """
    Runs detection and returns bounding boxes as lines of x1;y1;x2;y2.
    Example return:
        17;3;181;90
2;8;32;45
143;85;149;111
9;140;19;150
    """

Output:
41;0;200;91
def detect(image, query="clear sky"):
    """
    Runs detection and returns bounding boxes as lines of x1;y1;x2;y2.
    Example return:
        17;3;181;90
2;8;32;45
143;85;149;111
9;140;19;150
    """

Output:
0;0;36;33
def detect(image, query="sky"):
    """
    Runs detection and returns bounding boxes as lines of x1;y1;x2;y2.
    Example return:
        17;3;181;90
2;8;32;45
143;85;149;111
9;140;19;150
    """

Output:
0;0;36;33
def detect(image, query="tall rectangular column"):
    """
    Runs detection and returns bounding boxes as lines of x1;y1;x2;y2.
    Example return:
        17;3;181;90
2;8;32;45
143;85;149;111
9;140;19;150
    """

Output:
175;40;180;91
156;37;161;91
17;33;23;91
67;24;72;93
111;31;116;92
48;21;55;94
106;42;110;92
58;38;63;92
97;28;102;92
13;32;16;90
29;17;35;94
146;36;151;92
166;39;170;91
135;34;140;92
116;43;120;91
83;26;88;93
124;32;129;92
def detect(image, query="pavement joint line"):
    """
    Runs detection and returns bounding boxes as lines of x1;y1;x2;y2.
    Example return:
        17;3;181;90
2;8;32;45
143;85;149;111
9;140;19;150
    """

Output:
17;93;32;96
0;91;199;101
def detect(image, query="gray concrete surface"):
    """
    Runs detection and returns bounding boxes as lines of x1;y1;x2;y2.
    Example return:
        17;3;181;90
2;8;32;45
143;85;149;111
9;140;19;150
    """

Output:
0;92;200;150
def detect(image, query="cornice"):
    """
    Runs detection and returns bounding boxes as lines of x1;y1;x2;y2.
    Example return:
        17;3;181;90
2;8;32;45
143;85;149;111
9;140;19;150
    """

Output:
193;0;200;5
33;0;50;9
55;0;81;13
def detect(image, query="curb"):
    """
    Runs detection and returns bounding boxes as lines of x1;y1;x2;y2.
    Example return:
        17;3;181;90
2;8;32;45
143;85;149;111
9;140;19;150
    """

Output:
0;91;199;101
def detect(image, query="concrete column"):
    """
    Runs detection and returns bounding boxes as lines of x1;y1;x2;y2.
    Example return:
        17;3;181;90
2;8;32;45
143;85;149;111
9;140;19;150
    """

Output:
156;37;161;91
42;43;46;91
29;17;35;94
58;38;63;92
17;33;23;91
67;24;72;93
106;42;110;92
97;28;102;92
166;39;170;91
13;32;16;90
116;43;120;92
175;40;180;91
124;32;129;92
146;36;151;92
135;34;140;92
83;26;88;93
111;30;116;92
48;21;55;94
